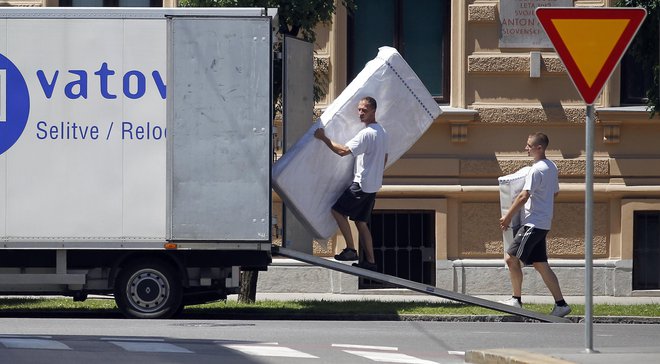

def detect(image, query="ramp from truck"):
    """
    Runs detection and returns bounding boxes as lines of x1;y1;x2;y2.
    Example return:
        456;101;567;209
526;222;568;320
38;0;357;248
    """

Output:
273;246;570;323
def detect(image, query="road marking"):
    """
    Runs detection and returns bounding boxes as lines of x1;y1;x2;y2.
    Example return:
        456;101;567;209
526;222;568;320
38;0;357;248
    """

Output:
109;341;192;353
343;349;439;364
222;344;318;358
0;338;70;350
448;350;465;356
333;343;398;351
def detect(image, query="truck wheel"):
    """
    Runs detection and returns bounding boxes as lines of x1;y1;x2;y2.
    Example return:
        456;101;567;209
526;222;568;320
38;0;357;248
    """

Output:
115;260;182;319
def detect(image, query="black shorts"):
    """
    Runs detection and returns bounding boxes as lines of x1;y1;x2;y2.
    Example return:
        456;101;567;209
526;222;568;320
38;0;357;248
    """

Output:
507;225;549;265
332;182;376;222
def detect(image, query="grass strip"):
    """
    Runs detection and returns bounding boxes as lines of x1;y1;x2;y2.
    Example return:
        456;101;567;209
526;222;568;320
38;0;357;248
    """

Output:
0;297;658;317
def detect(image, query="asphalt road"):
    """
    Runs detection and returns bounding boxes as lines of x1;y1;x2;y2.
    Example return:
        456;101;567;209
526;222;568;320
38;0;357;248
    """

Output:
0;317;658;363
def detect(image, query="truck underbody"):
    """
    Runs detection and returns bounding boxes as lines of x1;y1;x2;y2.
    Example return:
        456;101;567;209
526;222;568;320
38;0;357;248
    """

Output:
0;247;271;318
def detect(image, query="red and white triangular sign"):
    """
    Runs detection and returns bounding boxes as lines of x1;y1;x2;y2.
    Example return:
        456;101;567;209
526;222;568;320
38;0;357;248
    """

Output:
536;7;646;104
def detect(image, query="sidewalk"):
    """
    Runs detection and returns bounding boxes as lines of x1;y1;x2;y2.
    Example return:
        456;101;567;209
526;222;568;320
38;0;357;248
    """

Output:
466;347;660;364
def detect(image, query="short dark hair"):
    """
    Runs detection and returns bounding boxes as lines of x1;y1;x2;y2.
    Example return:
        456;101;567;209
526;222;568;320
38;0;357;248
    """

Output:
529;132;549;149
361;96;377;110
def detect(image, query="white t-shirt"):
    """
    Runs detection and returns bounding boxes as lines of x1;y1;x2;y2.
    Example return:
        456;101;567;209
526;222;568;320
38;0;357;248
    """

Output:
345;122;388;193
522;159;559;230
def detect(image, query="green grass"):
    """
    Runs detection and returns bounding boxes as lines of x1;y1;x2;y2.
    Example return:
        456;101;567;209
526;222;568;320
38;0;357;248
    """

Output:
0;297;658;317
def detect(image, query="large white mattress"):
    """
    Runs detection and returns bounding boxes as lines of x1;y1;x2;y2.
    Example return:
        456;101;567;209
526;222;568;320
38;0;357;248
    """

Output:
498;166;532;255
272;47;441;239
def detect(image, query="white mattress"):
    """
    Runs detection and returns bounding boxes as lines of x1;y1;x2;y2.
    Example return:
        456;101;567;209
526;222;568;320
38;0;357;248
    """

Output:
498;166;532;255
272;47;441;239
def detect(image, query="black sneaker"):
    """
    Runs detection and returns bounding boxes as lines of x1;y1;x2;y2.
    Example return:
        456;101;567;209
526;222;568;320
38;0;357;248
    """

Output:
352;261;377;271
335;248;358;261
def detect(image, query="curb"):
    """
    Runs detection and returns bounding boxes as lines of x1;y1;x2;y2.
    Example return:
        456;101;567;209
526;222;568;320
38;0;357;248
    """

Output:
465;349;573;364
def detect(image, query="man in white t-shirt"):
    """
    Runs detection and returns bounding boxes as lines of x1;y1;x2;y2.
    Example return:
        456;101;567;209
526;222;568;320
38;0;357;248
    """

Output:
314;97;389;271
498;132;571;317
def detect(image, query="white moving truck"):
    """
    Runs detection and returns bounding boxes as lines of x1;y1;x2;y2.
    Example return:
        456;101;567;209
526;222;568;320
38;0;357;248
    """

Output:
0;7;275;318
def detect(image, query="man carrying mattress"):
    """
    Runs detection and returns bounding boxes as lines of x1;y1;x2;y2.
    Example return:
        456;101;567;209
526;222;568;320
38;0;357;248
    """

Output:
498;132;571;317
313;97;389;271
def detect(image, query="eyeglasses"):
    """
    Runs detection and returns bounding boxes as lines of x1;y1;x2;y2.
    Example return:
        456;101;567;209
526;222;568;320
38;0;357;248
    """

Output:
526;144;539;149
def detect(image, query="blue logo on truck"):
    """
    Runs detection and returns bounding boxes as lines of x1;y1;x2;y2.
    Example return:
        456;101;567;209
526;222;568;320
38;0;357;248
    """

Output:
0;53;30;155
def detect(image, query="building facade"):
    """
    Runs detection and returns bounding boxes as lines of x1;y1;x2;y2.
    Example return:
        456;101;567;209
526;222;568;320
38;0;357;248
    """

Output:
307;0;659;297
12;0;659;297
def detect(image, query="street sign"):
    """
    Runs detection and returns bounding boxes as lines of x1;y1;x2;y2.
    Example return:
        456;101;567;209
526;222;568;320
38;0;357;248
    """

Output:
536;8;646;104
536;6;647;354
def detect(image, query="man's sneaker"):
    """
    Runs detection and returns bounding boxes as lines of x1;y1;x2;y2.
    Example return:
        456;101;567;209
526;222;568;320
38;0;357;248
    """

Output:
352;261;377;271
498;297;522;308
550;304;572;317
335;248;358;261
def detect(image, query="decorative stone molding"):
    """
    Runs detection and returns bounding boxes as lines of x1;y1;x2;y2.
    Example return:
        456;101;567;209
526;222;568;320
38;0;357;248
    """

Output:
555;159;609;176
543;57;566;73
467;3;498;23
450;123;469;143
437;106;478;143
596;106;660;143
468;55;528;73
460;158;609;177
602;123;621;144
468;54;565;74
471;105;596;124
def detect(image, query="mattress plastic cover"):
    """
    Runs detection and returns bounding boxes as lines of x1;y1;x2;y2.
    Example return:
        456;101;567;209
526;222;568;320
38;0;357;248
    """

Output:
272;47;441;239
498;166;532;255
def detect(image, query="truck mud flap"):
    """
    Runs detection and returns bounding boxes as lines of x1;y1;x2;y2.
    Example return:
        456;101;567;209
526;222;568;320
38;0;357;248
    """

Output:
273;246;570;324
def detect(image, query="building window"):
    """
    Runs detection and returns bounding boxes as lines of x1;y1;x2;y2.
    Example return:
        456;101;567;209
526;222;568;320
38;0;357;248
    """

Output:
61;0;161;6
620;39;653;106
361;210;435;289
348;0;450;103
633;211;660;290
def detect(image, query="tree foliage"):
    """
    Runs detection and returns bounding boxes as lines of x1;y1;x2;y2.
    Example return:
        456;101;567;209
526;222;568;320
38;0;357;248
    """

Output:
616;0;659;116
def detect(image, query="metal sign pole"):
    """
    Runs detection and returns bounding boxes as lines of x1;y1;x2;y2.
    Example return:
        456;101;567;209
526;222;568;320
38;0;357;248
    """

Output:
584;104;595;353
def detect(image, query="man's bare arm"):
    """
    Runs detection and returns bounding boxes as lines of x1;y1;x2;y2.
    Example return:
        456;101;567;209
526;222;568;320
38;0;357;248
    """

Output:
314;128;352;156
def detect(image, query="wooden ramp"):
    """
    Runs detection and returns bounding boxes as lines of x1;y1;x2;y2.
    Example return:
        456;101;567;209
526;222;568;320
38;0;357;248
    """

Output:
273;246;571;324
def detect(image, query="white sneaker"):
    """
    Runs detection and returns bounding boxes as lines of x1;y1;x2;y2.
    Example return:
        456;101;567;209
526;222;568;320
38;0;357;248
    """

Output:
498;297;522;308
550;304;572;317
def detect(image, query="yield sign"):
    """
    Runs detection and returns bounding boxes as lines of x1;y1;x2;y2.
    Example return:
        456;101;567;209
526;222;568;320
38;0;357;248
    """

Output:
536;8;646;104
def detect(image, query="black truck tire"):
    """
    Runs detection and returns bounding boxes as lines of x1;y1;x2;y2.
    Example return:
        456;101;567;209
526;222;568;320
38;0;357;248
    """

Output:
114;259;183;319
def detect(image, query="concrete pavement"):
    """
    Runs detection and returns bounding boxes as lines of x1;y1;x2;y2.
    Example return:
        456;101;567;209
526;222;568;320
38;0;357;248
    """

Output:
243;291;660;364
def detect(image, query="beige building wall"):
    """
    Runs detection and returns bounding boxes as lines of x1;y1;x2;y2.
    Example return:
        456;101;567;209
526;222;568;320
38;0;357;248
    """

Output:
311;0;660;296
19;0;658;296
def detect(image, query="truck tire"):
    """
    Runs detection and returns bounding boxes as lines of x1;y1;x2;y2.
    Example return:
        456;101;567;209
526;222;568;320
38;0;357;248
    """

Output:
115;260;182;319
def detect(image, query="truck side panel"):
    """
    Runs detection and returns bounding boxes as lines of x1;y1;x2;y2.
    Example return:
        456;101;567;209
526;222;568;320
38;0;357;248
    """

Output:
167;17;272;241
1;17;166;243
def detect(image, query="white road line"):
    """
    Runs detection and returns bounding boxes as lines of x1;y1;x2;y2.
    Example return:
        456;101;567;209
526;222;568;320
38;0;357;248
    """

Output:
0;338;71;350
332;343;398;351
447;350;465;356
343;350;439;364
222;344;318;358
109;341;193;353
